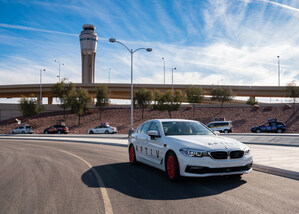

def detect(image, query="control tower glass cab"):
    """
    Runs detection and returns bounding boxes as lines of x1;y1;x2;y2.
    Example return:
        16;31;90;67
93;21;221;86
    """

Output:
79;24;98;84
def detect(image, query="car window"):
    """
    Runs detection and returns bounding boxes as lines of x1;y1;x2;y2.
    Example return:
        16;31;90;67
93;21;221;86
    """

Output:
140;122;151;134
207;123;213;128
136;124;144;133
149;122;160;135
163;121;213;136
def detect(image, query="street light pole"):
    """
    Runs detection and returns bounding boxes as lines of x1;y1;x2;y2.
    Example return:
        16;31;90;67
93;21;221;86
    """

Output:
40;69;46;106
108;68;111;84
162;57;165;84
277;56;280;86
172;67;176;90
55;60;64;82
109;38;152;135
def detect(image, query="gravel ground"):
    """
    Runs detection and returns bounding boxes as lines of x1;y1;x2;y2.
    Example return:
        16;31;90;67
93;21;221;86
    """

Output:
0;106;298;134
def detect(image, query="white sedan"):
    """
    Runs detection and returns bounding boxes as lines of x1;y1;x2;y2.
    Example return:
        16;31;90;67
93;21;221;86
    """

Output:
128;119;252;181
88;125;118;134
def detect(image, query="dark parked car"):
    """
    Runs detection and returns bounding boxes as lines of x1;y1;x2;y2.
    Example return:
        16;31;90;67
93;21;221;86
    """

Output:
44;125;69;134
251;119;286;133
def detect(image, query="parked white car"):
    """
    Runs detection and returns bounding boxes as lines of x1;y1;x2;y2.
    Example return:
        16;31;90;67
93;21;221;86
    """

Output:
11;125;33;134
88;125;118;134
128;119;252;181
207;120;233;133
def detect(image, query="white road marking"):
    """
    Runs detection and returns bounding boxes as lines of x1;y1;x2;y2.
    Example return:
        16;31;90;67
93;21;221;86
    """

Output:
2;139;114;214
54;148;113;214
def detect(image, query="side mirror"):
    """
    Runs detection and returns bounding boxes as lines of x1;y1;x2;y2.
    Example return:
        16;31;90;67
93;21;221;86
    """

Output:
148;130;160;139
214;131;220;135
128;128;135;137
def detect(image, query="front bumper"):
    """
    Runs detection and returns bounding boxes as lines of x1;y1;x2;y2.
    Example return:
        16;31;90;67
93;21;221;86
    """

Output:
178;154;253;177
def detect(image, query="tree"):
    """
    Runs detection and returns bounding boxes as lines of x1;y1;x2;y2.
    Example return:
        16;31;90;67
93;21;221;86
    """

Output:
96;85;110;120
69;88;91;126
52;80;75;119
186;86;204;118
210;86;233;111
19;96;41;118
153;90;184;118
246;96;258;106
134;88;153;119
286;81;299;110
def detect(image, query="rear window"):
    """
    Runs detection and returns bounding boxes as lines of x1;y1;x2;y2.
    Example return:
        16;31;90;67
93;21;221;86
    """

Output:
26;126;32;129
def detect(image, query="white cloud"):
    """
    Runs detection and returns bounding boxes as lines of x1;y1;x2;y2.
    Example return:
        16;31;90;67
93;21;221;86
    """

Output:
0;23;78;37
259;0;299;13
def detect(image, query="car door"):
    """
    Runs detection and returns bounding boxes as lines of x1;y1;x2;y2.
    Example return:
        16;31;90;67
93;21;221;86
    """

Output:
99;126;106;134
147;122;165;166
15;127;21;134
94;126;100;134
49;126;55;133
135;122;152;162
266;123;272;132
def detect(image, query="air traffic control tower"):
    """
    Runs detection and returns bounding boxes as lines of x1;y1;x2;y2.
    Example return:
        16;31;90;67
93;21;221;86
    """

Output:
79;24;98;84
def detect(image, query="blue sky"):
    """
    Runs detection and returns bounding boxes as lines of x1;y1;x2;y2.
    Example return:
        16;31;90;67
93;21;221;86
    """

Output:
0;0;298;89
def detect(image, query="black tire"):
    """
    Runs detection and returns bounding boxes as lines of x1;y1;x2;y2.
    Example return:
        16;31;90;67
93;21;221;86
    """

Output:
44;130;48;134
22;131;25;134
277;129;282;133
12;131;15;134
129;144;138;165
256;129;261;133
224;129;229;133
105;130;109;134
165;151;180;181
89;130;94;134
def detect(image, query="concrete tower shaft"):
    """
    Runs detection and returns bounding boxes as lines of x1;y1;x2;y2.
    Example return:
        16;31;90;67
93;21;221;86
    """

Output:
79;24;98;84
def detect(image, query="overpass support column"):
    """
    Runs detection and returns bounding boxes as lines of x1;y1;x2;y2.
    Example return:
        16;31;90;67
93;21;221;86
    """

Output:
250;96;256;102
48;97;53;105
90;97;95;107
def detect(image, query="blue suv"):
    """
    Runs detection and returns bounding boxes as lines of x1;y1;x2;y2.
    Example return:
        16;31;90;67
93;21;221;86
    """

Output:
251;119;286;133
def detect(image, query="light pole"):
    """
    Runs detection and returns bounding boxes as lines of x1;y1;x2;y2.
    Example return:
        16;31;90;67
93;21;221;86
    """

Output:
109;38;152;134
54;60;64;82
108;68;111;84
162;57;165;84
40;69;46;106
277;56;280;86
172;67;176;90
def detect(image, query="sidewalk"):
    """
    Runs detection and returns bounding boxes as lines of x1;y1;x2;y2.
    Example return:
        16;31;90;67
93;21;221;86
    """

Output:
0;134;298;179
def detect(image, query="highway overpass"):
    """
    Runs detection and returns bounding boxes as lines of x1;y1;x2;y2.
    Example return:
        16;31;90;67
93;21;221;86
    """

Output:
0;83;290;104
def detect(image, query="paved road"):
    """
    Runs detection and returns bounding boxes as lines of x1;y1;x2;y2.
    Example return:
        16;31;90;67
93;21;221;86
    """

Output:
0;139;298;214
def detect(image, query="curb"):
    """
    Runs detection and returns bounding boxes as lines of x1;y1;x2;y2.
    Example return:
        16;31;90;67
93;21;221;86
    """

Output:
253;164;299;181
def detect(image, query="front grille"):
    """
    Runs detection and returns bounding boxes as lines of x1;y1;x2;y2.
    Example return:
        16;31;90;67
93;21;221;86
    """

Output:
210;151;228;159
185;163;253;174
230;150;244;159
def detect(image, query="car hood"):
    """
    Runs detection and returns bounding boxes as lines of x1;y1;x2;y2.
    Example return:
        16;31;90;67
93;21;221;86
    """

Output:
165;135;247;150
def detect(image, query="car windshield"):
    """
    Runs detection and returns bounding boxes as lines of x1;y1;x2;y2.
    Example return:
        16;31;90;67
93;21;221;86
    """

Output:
162;121;214;136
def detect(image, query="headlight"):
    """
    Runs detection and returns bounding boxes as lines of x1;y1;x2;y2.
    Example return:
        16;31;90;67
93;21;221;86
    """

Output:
244;148;250;155
179;148;208;157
